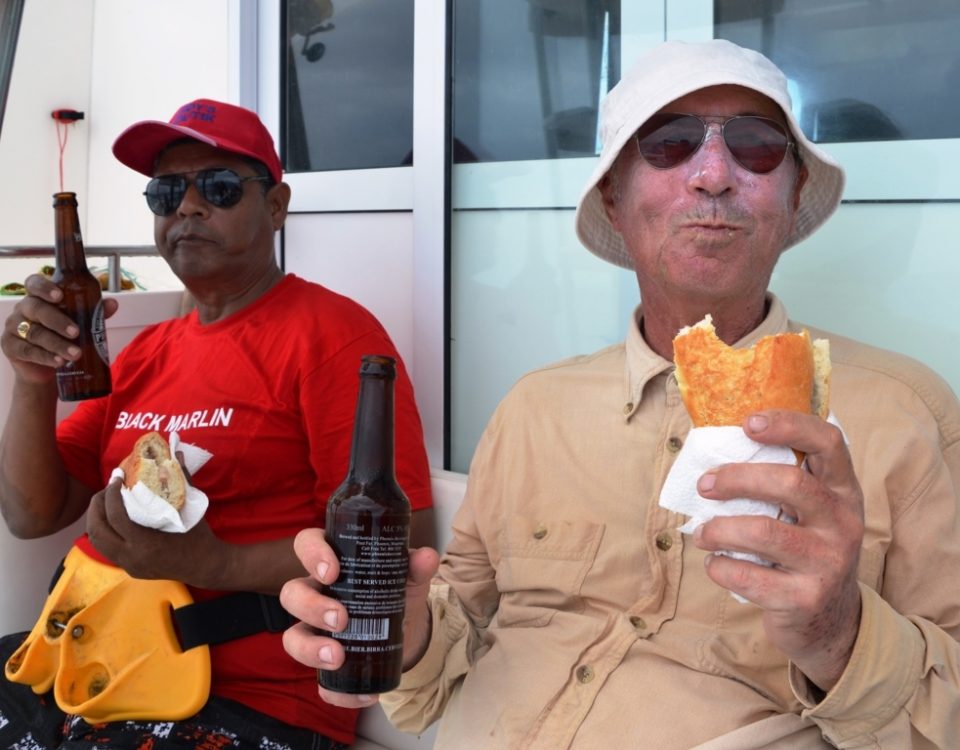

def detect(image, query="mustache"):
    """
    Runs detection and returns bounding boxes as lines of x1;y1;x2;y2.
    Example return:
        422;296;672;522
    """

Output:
166;223;215;245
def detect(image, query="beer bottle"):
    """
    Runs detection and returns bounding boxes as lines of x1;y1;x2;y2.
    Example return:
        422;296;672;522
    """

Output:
52;192;112;401
319;354;411;694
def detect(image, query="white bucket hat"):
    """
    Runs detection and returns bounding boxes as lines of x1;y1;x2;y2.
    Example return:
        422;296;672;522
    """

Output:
575;39;845;269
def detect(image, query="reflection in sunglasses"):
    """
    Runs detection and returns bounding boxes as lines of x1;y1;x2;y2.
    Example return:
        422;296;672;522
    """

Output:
143;169;270;217
635;113;795;174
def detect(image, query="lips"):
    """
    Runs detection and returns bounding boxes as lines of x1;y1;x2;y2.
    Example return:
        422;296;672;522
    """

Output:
168;226;215;247
174;234;212;245
685;222;739;231
680;221;743;239
677;209;749;236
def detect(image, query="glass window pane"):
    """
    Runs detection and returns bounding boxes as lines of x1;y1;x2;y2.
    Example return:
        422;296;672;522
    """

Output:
0;0;24;131
715;0;960;143
453;0;620;163
283;0;414;172
450;209;635;472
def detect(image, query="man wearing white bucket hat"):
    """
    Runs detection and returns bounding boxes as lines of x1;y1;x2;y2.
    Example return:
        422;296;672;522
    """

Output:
283;40;960;748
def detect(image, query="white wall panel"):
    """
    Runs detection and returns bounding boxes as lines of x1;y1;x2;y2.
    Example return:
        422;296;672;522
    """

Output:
0;0;93;245
0;0;231;248
86;0;231;246
283;211;416;380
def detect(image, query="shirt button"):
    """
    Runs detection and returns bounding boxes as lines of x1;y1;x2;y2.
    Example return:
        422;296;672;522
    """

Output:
576;665;594;684
655;532;673;551
623;402;633;415
667;436;683;453
629;616;646;631
532;525;548;540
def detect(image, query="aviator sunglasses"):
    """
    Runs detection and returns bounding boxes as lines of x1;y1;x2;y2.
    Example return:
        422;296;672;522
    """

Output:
144;168;271;216
634;113;796;174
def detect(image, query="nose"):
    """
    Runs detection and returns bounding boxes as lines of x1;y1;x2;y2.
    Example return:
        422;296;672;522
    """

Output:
175;179;210;218
686;123;737;197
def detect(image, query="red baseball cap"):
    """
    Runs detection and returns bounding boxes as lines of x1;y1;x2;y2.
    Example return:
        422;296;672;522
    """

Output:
112;98;282;184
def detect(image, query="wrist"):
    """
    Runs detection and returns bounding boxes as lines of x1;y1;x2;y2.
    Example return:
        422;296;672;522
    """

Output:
402;600;434;670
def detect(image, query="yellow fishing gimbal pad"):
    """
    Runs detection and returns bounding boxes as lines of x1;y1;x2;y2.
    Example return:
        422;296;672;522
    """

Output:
5;545;210;723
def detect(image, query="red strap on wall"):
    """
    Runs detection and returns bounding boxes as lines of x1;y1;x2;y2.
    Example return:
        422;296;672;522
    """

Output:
51;109;84;192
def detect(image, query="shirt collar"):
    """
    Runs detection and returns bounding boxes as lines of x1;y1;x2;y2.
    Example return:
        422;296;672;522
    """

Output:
623;293;791;417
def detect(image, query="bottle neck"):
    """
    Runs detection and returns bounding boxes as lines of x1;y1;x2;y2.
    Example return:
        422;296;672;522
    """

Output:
52;192;88;274
347;370;396;482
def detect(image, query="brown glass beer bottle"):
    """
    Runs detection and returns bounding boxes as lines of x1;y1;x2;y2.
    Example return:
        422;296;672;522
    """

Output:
51;192;112;401
319;355;411;694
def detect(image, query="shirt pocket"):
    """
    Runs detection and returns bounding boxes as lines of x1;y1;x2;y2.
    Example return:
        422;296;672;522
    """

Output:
494;516;604;628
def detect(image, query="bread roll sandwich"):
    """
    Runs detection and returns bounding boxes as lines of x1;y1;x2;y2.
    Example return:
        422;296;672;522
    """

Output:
673;315;831;460
119;431;187;510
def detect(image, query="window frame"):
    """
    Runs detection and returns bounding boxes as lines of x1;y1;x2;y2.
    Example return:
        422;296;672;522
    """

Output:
255;0;449;468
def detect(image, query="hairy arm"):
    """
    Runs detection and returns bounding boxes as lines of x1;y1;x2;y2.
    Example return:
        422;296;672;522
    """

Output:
0;276;115;537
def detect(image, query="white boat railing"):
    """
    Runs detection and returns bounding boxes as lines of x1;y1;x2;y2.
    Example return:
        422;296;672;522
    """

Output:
0;245;158;292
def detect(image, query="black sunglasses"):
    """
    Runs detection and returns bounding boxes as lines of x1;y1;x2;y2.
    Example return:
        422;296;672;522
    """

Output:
144;168;271;216
634;113;796;174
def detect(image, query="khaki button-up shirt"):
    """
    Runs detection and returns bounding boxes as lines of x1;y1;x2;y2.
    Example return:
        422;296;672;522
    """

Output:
383;296;960;749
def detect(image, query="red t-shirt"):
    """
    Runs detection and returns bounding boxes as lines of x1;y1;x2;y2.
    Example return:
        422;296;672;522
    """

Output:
57;274;432;744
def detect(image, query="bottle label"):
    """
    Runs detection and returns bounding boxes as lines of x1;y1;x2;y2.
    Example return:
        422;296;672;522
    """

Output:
327;522;408;654
90;300;109;365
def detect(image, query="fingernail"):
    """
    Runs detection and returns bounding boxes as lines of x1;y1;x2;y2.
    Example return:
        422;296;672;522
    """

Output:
65;325;78;338
319;645;333;664
356;695;377;706
317;562;329;582
693;524;704;542
67;346;81;358
323;610;338;629
748;415;769;432
698;472;716;492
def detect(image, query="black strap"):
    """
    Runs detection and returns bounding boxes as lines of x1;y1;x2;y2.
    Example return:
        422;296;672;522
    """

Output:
48;557;67;593
172;592;295;651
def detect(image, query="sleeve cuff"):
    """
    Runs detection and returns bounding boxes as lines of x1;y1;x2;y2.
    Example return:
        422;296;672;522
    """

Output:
395;585;466;690
790;583;924;744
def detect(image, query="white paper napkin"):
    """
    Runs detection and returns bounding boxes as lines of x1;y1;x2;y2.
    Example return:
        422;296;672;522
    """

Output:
659;415;845;602
111;431;211;533
660;426;797;537
659;426;796;603
169;431;212;477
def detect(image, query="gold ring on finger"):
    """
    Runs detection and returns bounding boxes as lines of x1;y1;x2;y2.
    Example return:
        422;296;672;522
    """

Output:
16;320;31;340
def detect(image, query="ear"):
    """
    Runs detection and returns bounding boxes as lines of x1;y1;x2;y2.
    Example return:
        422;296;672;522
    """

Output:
266;182;292;231
597;170;622;231
791;163;808;211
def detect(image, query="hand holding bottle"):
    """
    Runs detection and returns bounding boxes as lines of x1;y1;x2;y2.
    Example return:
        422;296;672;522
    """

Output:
1;271;118;389
1;193;115;400
280;528;440;708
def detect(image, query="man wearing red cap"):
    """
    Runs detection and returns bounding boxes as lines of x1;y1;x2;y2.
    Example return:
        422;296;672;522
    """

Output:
0;99;434;748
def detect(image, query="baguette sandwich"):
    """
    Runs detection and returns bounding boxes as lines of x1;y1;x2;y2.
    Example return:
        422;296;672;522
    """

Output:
673;316;831;459
119;431;188;510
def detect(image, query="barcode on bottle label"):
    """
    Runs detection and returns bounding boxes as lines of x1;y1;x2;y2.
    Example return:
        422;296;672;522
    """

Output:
332;617;390;642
